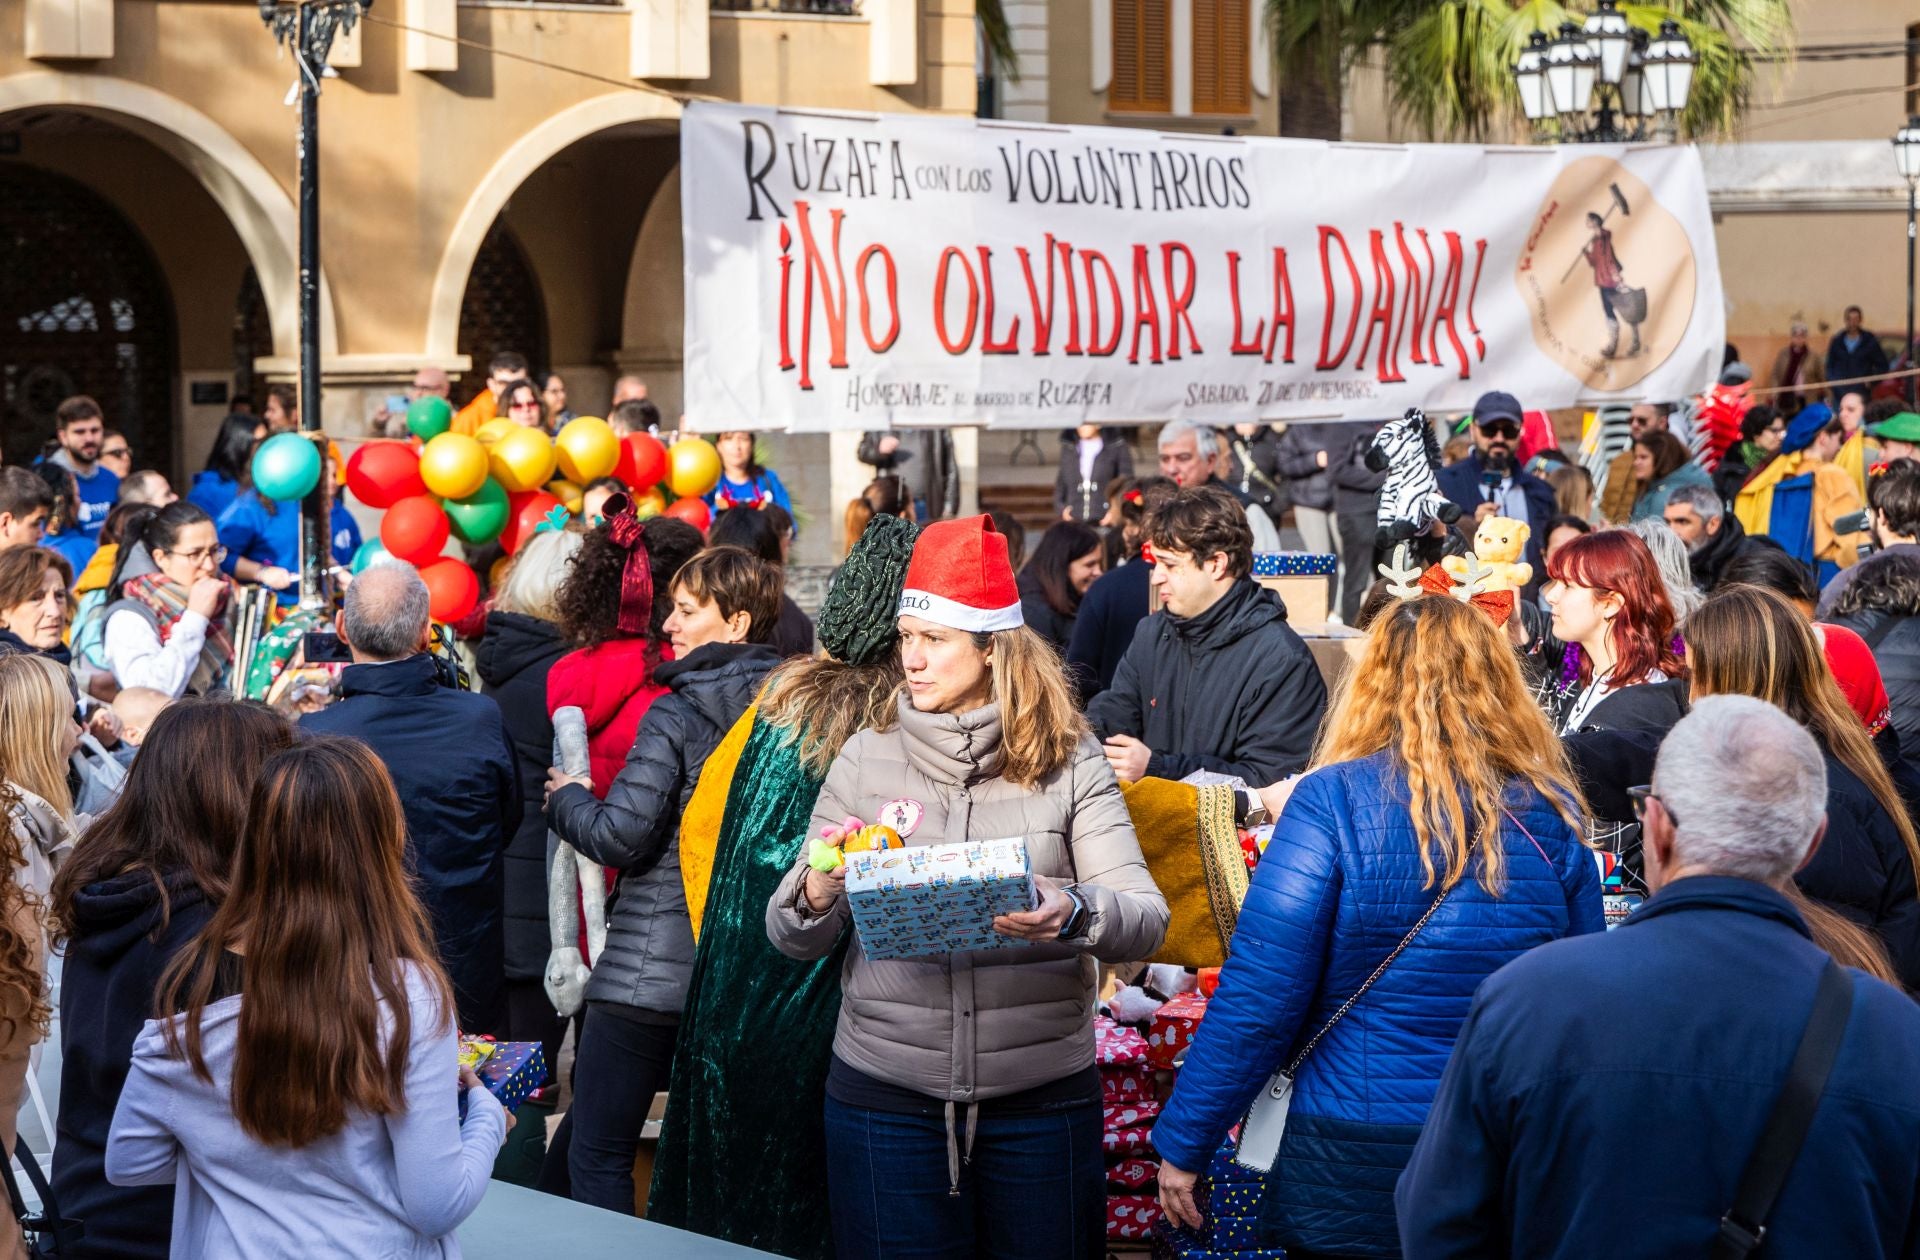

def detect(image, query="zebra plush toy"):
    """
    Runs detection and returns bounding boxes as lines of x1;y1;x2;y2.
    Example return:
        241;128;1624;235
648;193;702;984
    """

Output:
1364;408;1462;548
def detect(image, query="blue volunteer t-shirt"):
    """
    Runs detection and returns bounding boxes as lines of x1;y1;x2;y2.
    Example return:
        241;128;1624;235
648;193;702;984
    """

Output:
71;466;118;540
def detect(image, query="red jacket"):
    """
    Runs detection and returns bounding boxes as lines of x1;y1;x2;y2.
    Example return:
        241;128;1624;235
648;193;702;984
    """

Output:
546;638;670;796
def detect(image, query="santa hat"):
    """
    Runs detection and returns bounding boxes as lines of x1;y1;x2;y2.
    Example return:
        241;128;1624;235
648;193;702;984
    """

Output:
898;514;1023;633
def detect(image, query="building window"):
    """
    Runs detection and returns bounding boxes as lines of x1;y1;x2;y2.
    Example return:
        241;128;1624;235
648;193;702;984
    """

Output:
1192;0;1248;115
1111;0;1170;113
1908;23;1918;118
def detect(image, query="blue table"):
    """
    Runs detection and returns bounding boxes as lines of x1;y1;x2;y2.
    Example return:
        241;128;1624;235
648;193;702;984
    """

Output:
458;1181;777;1257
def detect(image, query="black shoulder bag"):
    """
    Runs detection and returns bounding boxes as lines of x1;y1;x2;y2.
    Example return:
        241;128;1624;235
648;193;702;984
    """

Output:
0;1134;83;1258
1711;960;1853;1258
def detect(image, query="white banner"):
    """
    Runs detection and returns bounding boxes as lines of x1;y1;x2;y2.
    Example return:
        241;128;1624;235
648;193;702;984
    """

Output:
681;102;1725;431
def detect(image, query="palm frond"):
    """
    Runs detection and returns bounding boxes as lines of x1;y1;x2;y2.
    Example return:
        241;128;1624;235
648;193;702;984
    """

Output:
977;0;1019;83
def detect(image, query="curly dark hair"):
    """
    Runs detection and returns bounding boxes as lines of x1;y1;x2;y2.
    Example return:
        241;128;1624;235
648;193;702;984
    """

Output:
554;515;704;649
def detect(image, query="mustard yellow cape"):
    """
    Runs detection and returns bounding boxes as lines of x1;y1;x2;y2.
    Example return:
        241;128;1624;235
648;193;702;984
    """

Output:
1734;451;1866;569
680;704;758;942
1121;777;1245;968
1835;431;1878;502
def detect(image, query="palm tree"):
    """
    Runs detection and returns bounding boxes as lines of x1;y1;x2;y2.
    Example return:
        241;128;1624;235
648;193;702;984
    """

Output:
977;0;1018;83
1271;0;1794;140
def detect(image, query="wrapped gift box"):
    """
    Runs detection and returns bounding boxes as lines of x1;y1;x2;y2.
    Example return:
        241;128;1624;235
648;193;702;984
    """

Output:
1147;993;1208;1069
463;1038;545;1112
1208;1180;1262;1221
1107;1194;1162;1240
1209;1215;1260;1250
1103;1124;1156;1158
1252;552;1336;577
846;837;1035;961
1205;1143;1259;1185
1094;1015;1149;1066
1102;1062;1153;1101
1108;1157;1159;1191
1104;1098;1163;1130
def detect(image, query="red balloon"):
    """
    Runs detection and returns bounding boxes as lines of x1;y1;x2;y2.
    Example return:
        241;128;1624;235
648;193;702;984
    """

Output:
346;442;426;509
663;496;711;532
615;433;668;490
501;490;563;555
380;495;450;564
418;557;480;623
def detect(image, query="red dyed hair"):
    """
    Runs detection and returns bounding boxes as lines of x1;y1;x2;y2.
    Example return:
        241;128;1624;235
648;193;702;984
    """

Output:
1545;529;1686;686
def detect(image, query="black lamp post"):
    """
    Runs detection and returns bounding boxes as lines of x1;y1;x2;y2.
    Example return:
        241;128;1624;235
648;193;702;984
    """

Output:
257;0;370;609
1511;3;1694;144
1896;115;1920;406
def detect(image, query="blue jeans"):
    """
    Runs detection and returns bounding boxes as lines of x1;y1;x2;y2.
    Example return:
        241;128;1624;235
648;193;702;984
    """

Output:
823;1093;1104;1260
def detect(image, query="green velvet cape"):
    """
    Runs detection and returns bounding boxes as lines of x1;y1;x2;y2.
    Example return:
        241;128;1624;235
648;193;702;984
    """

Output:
647;718;846;1258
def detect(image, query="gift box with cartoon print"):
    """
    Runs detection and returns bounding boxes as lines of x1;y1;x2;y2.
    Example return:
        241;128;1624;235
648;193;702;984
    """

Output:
845;836;1035;961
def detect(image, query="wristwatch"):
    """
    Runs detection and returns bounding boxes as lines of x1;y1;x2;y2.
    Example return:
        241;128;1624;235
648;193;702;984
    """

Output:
1057;889;1089;940
1236;788;1270;829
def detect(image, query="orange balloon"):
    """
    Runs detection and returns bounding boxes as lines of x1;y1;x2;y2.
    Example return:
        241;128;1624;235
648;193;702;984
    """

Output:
501;490;564;555
663;496;712;532
380;495;450;564
419;557;480;623
615;432;668;489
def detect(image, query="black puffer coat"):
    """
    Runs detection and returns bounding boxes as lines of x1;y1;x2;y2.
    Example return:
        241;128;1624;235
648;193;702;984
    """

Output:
1825;546;1920;763
1803;751;1920;990
1086;578;1327;786
475;611;570;981
544;641;780;1015
1274;423;1344;512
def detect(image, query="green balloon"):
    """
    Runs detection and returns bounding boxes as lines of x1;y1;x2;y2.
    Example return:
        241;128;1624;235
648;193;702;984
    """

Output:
407;395;454;442
350;537;390;574
445;477;510;545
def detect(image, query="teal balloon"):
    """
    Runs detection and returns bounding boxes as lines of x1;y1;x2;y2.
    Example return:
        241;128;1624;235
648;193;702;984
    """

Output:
350;538;390;574
250;432;322;502
445;477;510;545
407;395;454;442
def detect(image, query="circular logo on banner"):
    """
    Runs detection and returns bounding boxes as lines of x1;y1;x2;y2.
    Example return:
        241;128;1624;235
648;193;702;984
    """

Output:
1514;156;1697;393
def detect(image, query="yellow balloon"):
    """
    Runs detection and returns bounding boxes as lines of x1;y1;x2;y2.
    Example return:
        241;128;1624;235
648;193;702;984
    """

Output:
554;416;620;484
418;433;489;500
474;418;516;447
545;478;584;515
667;438;724;499
490;426;558;494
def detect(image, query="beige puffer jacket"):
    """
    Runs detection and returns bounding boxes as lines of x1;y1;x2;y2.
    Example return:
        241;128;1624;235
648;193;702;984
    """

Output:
767;697;1168;1103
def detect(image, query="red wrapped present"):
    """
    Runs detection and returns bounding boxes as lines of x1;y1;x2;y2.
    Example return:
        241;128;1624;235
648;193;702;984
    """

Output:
1106;1194;1162;1240
1094;1015;1148;1066
1102;1061;1153;1101
1108;1157;1158;1190
1103;1098;1163;1130
1103;1124;1155;1158
1146;993;1207;1069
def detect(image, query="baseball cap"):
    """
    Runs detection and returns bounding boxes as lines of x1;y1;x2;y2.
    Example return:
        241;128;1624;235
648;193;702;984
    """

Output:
1472;391;1524;428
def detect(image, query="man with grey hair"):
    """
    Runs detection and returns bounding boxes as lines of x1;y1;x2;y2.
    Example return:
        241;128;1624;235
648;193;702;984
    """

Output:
1399;695;1920;1258
300;562;519;1033
1157;420;1281;550
1666;480;1786;592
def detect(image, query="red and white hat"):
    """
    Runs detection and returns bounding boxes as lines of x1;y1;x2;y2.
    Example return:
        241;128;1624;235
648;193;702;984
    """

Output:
898;515;1024;633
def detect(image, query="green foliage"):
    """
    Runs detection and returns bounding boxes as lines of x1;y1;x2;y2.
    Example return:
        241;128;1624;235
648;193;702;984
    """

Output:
978;0;1020;83
1268;0;1793;140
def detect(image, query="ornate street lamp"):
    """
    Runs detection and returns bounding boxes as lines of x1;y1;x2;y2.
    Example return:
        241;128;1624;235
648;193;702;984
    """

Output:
1511;3;1693;143
1896;116;1920;404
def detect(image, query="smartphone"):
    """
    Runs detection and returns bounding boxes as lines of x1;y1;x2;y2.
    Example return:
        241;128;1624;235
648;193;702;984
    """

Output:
302;630;353;664
385;393;410;415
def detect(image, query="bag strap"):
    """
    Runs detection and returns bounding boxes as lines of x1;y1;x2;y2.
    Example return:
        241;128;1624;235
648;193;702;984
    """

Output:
1711;960;1854;1259
4;1134;83;1255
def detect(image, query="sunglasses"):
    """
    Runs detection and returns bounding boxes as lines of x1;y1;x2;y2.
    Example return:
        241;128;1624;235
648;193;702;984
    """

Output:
1477;421;1520;439
1626;785;1676;828
101;446;130;460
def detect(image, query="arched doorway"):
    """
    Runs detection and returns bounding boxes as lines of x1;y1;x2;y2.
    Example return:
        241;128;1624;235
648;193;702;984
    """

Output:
0;165;176;469
233;266;272;411
455;221;548;407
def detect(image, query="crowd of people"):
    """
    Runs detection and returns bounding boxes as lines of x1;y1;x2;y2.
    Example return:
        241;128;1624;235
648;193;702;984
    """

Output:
0;351;1917;1260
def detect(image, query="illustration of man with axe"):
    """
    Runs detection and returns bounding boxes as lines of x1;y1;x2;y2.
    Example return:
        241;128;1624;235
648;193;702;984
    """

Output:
1566;183;1646;359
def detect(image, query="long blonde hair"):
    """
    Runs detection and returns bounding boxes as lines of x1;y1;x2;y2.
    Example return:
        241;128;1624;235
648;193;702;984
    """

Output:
1316;595;1586;892
759;656;905;776
981;626;1085;788
0;654;73;820
1688;584;1920;895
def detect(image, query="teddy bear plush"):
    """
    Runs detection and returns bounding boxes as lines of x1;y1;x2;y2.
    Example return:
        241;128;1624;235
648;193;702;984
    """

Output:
1442;515;1533;594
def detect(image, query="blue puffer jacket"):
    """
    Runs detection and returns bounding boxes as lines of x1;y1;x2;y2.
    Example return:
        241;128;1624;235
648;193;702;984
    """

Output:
1153;751;1605;1258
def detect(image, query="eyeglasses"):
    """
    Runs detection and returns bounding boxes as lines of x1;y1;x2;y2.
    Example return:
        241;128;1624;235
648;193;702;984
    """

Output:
1476;421;1520;440
1765;424;1787;436
508;399;541;411
161;544;227;565
1626;785;1676;828
100;446;130;460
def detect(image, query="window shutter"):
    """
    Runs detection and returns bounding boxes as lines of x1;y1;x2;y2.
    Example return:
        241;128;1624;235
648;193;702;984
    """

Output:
1193;0;1248;114
1111;0;1170;113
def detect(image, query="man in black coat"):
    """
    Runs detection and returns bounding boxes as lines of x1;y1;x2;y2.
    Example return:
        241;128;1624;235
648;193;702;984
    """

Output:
1662;482;1785;592
1434;391;1556;593
1087;484;1327;787
1400;696;1920;1258
301;563;519;1034
1825;304;1888;402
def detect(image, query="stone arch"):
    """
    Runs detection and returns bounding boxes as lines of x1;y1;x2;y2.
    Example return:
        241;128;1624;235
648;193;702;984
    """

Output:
618;166;684;416
0;71;338;359
425;91;682;361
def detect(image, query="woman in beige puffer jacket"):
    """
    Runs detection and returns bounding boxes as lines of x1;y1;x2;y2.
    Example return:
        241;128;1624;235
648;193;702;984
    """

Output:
767;514;1168;1260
